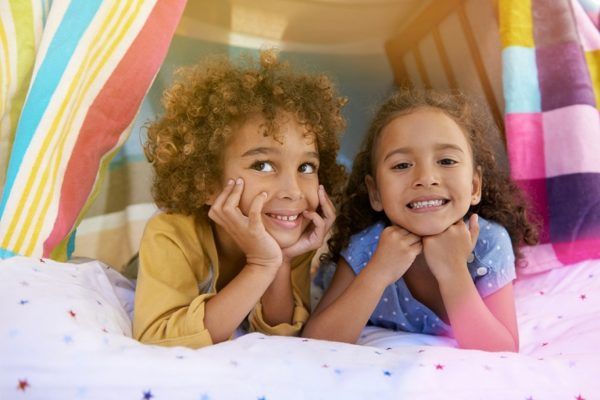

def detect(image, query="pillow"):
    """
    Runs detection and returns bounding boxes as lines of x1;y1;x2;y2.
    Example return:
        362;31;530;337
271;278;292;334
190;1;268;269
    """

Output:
500;0;600;274
0;256;133;337
0;0;186;261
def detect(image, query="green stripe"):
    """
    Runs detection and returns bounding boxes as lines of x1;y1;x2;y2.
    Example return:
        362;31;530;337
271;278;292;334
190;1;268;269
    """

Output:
7;0;36;156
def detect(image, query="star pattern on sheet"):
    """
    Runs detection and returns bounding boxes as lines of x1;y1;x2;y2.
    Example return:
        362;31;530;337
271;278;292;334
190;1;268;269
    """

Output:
68;310;77;318
142;389;154;399
435;364;444;370
19;299;29;305
580;294;587;300
383;370;392;376
17;379;30;391
575;395;585;400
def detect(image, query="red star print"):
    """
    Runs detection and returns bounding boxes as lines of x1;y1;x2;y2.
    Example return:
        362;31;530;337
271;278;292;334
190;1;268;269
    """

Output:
322;364;329;368
435;364;444;370
575;395;585;400
17;379;29;391
68;310;76;318
580;294;587;300
539;291;545;295
542;342;549;347
39;258;45;263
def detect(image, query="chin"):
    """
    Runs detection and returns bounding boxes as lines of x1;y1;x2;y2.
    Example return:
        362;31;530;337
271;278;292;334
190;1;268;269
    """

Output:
406;224;448;237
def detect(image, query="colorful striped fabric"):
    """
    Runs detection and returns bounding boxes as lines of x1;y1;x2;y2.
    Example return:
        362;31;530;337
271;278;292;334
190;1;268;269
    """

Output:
0;0;186;261
500;0;600;274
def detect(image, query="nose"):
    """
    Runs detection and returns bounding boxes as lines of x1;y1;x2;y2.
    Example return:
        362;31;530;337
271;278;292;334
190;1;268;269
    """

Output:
412;163;439;188
275;171;304;201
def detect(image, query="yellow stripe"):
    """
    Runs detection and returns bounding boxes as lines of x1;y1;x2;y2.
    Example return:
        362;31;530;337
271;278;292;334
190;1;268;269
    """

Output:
498;0;534;48
585;50;600;109
23;0;147;255
2;0;132;252
0;13;12;119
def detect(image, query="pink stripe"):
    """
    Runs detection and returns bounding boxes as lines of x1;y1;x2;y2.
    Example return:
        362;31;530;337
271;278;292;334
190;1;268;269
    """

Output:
554;238;600;265
43;0;186;257
543;105;600;177
505;113;545;180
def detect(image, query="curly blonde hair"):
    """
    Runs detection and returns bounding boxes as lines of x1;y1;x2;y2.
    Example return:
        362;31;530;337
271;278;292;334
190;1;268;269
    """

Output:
327;88;539;261
145;49;348;216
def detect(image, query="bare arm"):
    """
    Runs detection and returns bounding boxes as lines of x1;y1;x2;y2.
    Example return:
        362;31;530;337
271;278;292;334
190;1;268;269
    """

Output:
304;225;422;343
259;259;295;325
302;259;388;343
425;215;519;352
438;269;519;351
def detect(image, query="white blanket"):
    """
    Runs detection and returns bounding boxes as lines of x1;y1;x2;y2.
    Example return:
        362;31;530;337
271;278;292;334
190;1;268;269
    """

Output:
1;256;599;399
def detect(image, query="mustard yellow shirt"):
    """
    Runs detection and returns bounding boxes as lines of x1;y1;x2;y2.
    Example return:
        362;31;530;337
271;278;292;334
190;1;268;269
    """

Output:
133;212;312;349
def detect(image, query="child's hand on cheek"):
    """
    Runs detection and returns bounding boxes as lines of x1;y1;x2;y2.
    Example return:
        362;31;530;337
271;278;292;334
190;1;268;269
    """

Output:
208;178;283;271
369;226;422;285
423;214;480;282
282;185;335;261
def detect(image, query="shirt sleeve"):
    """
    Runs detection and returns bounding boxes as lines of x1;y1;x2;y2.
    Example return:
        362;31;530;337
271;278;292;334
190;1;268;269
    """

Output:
340;222;384;275
133;214;215;349
473;221;517;298
248;251;313;336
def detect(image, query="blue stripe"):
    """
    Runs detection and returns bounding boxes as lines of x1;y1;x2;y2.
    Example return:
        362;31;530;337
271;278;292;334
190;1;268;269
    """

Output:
0;0;102;221
0;248;19;260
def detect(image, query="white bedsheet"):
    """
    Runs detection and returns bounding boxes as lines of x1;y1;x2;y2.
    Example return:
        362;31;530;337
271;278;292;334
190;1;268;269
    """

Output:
1;256;599;399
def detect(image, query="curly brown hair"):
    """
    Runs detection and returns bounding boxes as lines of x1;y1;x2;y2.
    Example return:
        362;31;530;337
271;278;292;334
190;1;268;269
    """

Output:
326;88;539;262
145;49;348;217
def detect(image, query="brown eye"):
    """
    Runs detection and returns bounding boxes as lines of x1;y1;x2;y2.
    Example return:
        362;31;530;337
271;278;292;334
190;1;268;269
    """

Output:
299;163;317;174
251;161;274;172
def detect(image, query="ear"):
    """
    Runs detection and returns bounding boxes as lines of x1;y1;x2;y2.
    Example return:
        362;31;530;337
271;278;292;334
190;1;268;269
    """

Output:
471;166;482;205
365;174;383;212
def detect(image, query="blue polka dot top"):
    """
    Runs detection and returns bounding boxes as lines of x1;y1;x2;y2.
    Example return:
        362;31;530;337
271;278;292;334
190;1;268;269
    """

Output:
337;216;516;336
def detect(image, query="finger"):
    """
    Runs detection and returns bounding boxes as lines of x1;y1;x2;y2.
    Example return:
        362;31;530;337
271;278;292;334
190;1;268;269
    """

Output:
223;178;245;217
248;191;268;228
318;185;336;219
468;213;480;248
211;179;235;210
208;179;235;223
303;210;326;242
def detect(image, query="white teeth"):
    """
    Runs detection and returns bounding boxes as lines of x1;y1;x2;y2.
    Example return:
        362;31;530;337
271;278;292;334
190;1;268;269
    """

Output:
271;214;299;221
410;200;444;209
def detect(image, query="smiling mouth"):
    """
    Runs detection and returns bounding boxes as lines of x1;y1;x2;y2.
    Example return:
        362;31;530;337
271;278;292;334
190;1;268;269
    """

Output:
407;199;449;210
266;213;300;221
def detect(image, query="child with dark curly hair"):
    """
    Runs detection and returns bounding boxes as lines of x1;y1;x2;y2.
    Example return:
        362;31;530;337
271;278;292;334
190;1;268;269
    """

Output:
132;50;347;348
303;89;538;352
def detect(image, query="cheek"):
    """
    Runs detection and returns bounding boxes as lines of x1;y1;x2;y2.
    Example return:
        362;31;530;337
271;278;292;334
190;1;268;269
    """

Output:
306;184;320;211
237;185;262;215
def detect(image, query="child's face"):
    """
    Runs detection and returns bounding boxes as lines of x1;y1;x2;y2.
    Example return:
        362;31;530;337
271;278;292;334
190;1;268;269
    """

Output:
219;112;320;248
366;108;482;236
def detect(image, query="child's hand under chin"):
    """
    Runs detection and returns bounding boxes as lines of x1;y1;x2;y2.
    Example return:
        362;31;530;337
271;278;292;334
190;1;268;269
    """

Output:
422;213;480;281
282;185;336;261
208;178;283;271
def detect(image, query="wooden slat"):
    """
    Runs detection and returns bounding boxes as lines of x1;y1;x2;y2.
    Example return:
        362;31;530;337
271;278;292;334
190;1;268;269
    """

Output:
432;25;458;90
456;2;504;133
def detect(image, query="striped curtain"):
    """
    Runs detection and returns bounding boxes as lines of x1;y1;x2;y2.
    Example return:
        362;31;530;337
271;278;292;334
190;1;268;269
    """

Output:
500;0;600;273
0;0;186;261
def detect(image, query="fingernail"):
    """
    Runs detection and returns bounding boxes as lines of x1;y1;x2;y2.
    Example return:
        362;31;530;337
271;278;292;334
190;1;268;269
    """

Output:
227;179;234;185
319;185;324;192
236;178;243;185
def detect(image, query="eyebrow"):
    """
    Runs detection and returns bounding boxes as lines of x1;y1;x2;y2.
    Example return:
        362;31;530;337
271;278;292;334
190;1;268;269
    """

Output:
242;147;319;160
383;143;465;161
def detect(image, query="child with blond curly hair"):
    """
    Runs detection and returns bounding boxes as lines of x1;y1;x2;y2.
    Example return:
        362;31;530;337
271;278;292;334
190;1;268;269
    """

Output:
133;50;347;348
